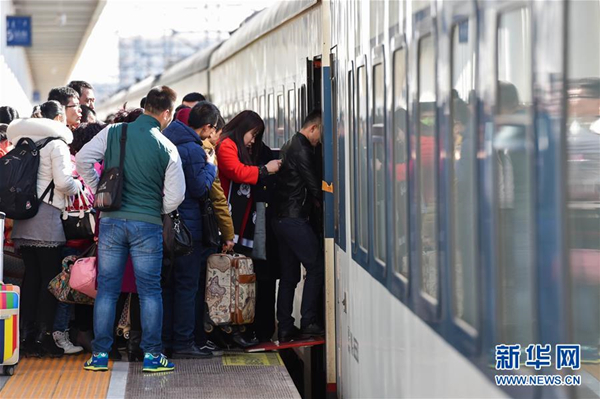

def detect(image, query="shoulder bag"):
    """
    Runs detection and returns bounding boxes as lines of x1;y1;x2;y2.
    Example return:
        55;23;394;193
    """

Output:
200;192;221;248
94;124;127;211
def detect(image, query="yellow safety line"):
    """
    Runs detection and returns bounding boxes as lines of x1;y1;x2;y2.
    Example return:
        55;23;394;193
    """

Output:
0;354;111;398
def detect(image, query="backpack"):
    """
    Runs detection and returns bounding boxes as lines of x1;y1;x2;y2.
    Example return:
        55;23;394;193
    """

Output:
0;136;62;220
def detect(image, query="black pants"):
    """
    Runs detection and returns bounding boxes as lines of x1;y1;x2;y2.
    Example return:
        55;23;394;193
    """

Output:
273;217;324;331
20;246;63;328
254;278;276;341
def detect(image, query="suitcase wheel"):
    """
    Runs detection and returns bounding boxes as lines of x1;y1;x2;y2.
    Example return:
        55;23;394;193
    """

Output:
222;326;233;334
4;365;15;376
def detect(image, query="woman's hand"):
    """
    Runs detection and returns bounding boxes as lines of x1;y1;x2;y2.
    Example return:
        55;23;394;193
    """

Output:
265;159;282;174
222;240;235;252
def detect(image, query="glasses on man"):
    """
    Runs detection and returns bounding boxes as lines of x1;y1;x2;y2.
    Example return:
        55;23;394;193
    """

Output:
65;104;80;109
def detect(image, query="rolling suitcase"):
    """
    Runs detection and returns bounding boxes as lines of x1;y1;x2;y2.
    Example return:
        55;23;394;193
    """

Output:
205;252;256;326
0;212;19;376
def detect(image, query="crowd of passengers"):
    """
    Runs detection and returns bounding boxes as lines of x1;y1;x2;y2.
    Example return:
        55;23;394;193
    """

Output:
0;82;325;372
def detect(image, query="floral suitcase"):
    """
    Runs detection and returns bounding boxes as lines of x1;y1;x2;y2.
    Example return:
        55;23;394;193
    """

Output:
0;211;19;376
205;252;256;326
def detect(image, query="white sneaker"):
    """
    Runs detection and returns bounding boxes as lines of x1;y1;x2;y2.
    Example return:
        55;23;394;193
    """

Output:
53;331;83;355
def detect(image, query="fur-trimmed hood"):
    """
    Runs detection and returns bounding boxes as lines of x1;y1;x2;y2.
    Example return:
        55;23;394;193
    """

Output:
7;117;73;145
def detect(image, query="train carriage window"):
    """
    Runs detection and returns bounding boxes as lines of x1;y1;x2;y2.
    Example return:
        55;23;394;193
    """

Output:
288;89;296;138
349;69;356;245
567;0;600;369
268;93;275;148
496;7;534;346
357;65;369;252
373;62;386;263
300;84;307;123
418;34;438;301
451;20;478;328
277;94;285;148
393;48;409;278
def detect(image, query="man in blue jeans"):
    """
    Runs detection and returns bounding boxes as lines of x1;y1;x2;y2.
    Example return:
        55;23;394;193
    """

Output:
76;86;185;372
273;110;325;342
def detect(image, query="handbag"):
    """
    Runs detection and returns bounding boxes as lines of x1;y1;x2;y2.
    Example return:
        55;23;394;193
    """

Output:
62;186;96;240
116;293;131;339
200;193;220;248
48;255;95;305
94;124;127;211
69;243;98;298
162;211;194;258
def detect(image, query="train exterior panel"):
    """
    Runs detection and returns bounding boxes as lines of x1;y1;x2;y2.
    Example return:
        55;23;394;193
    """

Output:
97;0;600;397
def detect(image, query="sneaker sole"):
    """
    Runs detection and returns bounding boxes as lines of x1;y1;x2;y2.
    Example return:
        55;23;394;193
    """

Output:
83;365;108;371
142;367;175;372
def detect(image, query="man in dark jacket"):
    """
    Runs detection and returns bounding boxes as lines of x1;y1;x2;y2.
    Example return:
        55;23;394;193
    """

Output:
273;110;324;342
161;102;218;358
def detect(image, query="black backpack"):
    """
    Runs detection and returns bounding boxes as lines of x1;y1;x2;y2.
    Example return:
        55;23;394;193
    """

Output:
0;136;62;220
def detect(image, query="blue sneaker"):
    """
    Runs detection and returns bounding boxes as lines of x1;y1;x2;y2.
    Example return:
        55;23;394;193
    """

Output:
83;352;109;371
142;353;175;372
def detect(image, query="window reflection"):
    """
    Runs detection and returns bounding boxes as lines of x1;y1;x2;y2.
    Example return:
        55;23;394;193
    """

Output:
357;66;369;251
373;63;386;263
567;0;600;373
495;7;535;346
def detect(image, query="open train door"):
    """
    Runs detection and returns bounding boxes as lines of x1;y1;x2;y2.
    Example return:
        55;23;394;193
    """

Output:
308;51;338;398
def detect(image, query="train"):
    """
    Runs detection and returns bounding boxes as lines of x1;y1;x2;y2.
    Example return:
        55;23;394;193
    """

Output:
97;0;600;398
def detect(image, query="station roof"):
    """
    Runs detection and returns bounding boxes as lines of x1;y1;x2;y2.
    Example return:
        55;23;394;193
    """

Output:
11;0;105;99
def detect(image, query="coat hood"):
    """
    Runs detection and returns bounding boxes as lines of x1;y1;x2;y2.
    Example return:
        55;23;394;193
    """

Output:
6;118;73;145
163;119;201;146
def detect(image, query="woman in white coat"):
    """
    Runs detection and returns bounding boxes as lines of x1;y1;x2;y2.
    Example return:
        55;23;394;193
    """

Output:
7;106;82;357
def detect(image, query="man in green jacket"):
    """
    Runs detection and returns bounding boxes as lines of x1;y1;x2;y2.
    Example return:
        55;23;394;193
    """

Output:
76;86;185;373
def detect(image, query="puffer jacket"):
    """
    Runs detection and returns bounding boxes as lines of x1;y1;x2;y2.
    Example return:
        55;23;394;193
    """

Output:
7;118;81;210
163;120;216;242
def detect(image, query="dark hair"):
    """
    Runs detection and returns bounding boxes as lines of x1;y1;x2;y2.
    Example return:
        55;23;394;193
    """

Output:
174;104;190;117
0;106;19;124
216;115;225;131
302;109;322;129
80;105;96;123
48;86;79;107
188;101;220;130
31;105;42;118
145;86;177;114
67;80;94;96
70;122;106;155
0;123;8;136
112;108;144;123
40;100;65;120
140;97;146;108
218;110;265;165
182;92;206;104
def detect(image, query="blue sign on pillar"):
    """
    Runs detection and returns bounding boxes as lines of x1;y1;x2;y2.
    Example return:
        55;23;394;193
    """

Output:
6;16;32;47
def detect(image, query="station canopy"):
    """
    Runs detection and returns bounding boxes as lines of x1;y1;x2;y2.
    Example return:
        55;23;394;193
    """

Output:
11;0;105;99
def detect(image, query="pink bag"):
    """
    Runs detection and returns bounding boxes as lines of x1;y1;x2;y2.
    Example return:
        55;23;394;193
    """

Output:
69;244;98;298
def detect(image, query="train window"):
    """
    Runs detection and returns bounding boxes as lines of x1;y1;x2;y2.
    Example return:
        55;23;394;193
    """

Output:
357;65;369;253
277;94;285;148
372;62;386;263
300;85;307;123
393;48;409;278
566;0;600;368
418;34;438;301
268;93;275;148
451;20;478;328
496;7;534;346
288;89;296;139
348;69;356;246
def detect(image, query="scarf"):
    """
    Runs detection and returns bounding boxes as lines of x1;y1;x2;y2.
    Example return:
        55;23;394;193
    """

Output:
227;182;256;249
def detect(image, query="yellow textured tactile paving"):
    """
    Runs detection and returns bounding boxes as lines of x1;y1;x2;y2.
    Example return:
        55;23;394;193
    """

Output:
222;352;283;366
0;354;111;398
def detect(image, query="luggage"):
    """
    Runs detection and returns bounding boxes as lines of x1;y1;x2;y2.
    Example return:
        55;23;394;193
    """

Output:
0;212;19;376
0;137;60;220
205;252;256;326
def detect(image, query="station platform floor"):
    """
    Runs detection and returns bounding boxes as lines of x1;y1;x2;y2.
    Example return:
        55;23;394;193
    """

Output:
0;352;300;398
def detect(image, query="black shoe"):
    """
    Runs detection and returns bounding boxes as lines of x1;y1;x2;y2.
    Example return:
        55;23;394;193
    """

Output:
126;330;144;362
172;344;212;359
232;331;257;348
35;331;64;358
278;326;301;343
301;323;325;337
76;330;94;353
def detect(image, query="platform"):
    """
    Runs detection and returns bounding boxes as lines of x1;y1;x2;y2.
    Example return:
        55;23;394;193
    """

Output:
0;353;300;398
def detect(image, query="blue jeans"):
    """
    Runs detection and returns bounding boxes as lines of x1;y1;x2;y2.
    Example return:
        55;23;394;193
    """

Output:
92;218;163;355
273;217;324;331
162;241;206;350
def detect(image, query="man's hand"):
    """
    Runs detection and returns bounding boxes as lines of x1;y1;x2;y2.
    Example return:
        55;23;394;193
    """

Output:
222;240;235;252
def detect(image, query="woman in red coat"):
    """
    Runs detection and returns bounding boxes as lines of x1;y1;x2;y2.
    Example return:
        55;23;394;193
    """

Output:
216;111;281;346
